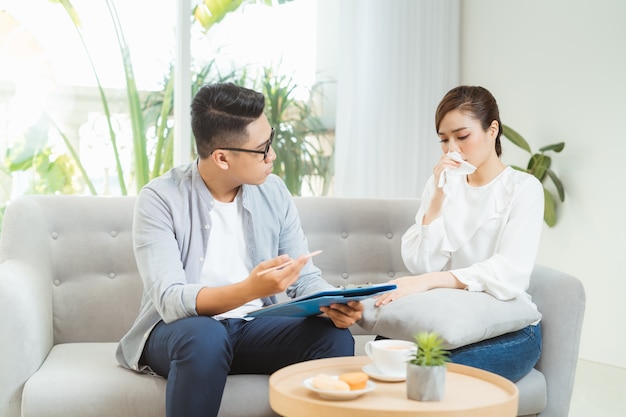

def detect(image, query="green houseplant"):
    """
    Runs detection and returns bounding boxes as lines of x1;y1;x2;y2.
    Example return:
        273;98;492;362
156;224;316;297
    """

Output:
258;68;333;196
406;331;450;401
502;125;565;227
142;63;332;197
0;0;328;229
51;0;248;194
50;0;328;197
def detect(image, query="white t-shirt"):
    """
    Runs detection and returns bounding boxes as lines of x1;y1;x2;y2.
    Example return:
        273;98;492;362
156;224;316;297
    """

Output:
201;194;262;319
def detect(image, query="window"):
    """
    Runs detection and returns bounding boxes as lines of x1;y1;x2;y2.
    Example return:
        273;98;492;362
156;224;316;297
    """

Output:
0;0;320;201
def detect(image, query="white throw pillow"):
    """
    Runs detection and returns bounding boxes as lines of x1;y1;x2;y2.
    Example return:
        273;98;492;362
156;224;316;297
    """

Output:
357;288;542;349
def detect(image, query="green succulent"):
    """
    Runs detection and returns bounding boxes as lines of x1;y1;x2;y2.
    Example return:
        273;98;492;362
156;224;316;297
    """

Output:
409;332;450;367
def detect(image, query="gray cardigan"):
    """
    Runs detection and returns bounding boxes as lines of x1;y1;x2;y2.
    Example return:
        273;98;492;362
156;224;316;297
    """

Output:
116;159;333;371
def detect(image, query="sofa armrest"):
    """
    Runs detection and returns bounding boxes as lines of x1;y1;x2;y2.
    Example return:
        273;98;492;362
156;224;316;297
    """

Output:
0;259;54;417
529;264;586;417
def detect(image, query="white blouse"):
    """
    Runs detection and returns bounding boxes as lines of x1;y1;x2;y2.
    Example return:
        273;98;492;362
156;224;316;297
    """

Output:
401;167;544;302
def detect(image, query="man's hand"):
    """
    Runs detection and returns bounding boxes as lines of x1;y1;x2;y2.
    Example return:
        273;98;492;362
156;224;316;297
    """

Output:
196;254;307;316
247;254;309;299
320;301;364;329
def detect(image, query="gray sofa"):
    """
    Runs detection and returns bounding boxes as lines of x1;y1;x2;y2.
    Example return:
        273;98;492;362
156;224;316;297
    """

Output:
0;195;585;417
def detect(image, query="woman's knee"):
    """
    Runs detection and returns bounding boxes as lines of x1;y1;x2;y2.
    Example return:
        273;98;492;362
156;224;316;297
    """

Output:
448;324;542;382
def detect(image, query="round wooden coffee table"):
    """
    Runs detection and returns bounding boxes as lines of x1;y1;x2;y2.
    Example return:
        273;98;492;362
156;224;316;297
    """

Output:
269;356;518;417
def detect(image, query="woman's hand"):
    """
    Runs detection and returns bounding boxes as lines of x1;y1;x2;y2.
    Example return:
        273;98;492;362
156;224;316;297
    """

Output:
375;275;432;306
423;154;461;224
320;301;364;329
433;152;461;190
375;271;465;307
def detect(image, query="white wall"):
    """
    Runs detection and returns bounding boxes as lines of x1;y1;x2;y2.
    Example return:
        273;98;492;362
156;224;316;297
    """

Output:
461;0;626;368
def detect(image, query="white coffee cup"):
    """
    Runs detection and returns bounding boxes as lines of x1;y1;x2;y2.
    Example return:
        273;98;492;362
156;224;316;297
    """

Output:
364;339;416;376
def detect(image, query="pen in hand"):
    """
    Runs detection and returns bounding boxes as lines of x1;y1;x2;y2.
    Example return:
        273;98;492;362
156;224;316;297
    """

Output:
257;250;323;276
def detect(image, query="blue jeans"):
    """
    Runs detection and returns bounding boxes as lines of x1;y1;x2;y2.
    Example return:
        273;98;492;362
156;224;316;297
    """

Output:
142;316;354;417
448;323;542;382
376;323;542;382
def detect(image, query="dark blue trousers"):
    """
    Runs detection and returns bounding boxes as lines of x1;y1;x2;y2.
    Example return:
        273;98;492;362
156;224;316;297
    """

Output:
142;316;354;417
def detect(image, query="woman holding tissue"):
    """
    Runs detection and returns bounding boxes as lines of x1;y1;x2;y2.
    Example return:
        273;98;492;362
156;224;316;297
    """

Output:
375;86;544;382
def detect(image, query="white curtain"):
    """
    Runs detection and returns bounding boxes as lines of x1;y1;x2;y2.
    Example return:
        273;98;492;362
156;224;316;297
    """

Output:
332;0;460;198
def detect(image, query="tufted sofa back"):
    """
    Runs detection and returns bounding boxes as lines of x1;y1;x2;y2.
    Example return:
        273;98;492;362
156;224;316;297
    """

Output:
294;197;418;287
0;196;141;344
0;195;587;417
0;195;421;345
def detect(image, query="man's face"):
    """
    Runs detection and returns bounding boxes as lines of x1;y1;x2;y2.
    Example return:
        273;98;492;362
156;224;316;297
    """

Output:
226;115;276;185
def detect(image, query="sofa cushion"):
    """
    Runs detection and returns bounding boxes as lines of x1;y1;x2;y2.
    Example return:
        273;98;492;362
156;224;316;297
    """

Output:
358;288;542;349
22;343;277;417
516;368;547;416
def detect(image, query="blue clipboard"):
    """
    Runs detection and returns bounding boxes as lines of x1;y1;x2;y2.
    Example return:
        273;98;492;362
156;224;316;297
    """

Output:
245;283;396;318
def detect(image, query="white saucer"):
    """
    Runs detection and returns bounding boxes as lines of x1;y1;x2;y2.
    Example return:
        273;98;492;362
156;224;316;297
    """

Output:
362;364;406;382
303;377;376;400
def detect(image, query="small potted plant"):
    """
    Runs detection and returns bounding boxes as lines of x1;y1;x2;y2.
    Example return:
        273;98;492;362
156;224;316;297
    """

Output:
406;331;450;401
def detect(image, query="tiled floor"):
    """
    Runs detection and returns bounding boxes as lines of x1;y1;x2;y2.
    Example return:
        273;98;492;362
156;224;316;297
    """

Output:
569;359;626;417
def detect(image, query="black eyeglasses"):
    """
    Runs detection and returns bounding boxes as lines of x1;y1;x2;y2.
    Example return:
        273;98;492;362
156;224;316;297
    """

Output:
215;128;275;161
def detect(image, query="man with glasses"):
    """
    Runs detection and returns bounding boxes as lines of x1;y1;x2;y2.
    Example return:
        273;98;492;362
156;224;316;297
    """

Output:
116;82;363;417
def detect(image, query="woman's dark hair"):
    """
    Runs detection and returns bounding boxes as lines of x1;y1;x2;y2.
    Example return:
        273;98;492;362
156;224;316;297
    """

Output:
435;86;503;157
191;82;266;159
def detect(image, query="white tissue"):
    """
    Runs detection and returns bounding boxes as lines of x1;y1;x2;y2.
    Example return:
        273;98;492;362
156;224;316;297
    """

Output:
437;152;477;188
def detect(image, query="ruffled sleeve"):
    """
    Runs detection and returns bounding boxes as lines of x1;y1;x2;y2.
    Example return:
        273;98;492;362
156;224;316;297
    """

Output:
401;175;450;274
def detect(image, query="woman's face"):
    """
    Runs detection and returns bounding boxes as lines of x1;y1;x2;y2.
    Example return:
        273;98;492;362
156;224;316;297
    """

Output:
437;109;498;168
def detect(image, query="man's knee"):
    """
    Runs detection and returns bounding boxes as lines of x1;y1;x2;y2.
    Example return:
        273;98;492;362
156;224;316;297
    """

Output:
307;319;354;358
328;327;355;356
170;317;232;368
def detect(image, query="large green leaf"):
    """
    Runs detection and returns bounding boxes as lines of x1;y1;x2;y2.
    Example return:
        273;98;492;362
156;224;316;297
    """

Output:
502;125;532;153
193;0;244;32
34;152;76;194
539;142;565;153
543;189;557;227
7;117;49;170
547;169;565;202
106;0;148;191
50;0;82;27
528;153;551;181
53;0;127;194
151;65;175;179
48;116;98;195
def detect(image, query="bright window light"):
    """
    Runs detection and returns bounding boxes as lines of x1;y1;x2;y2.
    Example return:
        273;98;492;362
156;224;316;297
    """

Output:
0;0;319;198
1;0;317;91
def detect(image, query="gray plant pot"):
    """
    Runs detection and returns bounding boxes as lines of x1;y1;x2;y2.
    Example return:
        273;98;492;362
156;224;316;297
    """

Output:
406;363;447;401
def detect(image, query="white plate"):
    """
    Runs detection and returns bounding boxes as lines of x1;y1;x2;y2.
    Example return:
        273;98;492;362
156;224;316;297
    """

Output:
303;377;376;400
362;364;406;382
